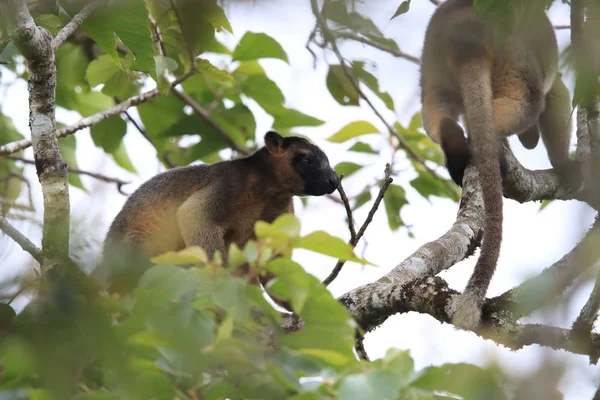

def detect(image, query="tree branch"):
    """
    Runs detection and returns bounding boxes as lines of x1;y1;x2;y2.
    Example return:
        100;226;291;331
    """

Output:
335;32;420;64
6;155;129;194
51;1;100;50
330;125;599;351
337;175;357;243
0;215;42;263
334;275;600;361
571;269;600;346
0;0;70;268
0;69;196;156
323;164;393;286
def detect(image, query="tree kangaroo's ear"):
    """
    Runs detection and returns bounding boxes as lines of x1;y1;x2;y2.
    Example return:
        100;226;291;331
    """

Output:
264;131;284;154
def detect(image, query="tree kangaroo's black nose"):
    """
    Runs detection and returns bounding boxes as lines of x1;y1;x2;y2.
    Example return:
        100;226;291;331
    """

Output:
328;174;340;189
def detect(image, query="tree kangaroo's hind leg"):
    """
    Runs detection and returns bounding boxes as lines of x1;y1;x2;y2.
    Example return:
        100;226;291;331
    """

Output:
518;123;540;150
421;89;468;186
538;75;582;190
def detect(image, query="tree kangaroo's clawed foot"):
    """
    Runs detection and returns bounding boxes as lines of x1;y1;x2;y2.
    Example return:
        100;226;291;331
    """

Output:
555;160;583;192
441;119;470;187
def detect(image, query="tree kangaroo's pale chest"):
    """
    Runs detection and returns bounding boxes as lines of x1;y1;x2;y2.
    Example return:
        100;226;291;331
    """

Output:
223;196;291;248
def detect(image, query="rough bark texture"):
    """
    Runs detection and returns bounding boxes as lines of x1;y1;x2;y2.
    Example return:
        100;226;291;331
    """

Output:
0;0;69;268
326;112;600;359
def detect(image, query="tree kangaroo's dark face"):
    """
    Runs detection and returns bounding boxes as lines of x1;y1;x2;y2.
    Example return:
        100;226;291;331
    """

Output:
290;143;339;196
263;131;340;196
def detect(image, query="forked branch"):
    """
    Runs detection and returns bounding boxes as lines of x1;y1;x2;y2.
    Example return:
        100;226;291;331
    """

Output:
323;164;393;286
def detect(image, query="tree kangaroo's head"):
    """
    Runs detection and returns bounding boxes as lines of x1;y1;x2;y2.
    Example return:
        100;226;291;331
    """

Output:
263;131;340;196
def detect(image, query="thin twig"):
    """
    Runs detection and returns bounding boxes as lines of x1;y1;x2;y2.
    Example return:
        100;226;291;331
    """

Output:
554;25;571;30
337;174;357;243
6;155;130;194
336;32;420;64
310;0;455;194
571;269;600;341
0;69;197;156
356;165;393;240
149;15;167;57
0;215;42;263
52;1;100;50
322;164;393;286
171;88;250;155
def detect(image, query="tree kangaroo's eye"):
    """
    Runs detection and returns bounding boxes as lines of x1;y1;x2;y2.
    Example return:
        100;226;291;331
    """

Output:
303;157;313;165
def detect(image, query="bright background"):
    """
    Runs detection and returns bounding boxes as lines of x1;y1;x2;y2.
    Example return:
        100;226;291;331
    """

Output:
1;1;597;398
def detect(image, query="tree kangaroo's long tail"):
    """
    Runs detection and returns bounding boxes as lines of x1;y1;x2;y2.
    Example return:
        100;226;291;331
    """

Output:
452;59;503;330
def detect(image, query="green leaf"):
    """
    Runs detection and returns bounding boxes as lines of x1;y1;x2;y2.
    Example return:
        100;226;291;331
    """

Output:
82;2;156;77
128;330;175;348
271;107;325;130
0;337;35;379
412;363;506;400
197;58;234;83
327;65;359;106
86;54;121;88
212;103;256;143
269;259;357;367
384;184;408;230
391;1;411;20
111;141;137;174
327;121;379;143
155;55;179;93
353;61;395;111
349;142;378;154
151;246;209;265
410;174;456;202
232;32;289;63
58;135;85;191
539;199;553;212
204;2;233;33
138;95;185;138
334;162;363;178
74;392;119;400
293;231;372;265
34;14;63;35
233;60;266;76
256;214;301;241
173;1;216;63
91;116;127;154
353;189;372;210
338;370;403;400
0;112;23;145
240;74;285;111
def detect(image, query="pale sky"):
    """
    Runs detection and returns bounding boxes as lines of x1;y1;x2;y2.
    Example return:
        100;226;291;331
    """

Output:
0;0;598;398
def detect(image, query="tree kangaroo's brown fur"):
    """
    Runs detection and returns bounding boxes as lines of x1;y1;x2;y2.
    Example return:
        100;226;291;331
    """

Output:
96;131;340;302
420;0;580;329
